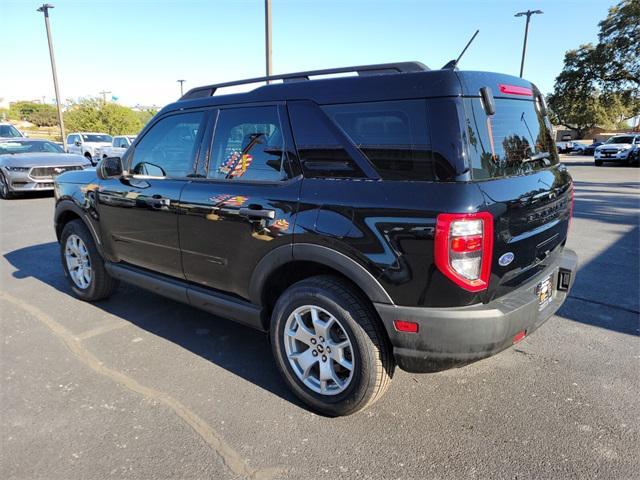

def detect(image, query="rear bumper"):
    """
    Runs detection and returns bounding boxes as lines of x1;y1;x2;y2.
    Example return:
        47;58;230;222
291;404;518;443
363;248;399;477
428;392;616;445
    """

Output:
374;248;578;373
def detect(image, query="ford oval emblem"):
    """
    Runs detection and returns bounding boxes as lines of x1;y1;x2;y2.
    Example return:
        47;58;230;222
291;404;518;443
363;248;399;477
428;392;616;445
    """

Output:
499;252;515;267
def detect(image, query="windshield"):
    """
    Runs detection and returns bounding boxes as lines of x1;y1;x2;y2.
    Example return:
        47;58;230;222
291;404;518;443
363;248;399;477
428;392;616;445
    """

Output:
0;140;64;155
82;134;112;143
0;125;22;138
464;97;558;180
606;136;634;144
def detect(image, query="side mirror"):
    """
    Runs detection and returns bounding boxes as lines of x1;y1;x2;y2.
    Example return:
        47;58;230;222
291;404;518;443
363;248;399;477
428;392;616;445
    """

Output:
97;156;123;179
75;141;82;147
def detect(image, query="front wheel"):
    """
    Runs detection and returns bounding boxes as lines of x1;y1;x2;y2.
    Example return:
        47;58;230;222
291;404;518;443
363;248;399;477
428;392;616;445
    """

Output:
270;275;394;416
0;172;14;199
60;219;119;301
595;159;603;166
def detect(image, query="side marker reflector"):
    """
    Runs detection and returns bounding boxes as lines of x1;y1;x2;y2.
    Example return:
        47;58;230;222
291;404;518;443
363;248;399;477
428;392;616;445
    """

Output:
393;320;419;333
513;330;526;344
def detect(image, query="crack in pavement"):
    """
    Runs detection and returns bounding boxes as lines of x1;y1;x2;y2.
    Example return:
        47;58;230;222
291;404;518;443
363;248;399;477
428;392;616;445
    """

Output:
568;294;640;315
0;291;284;480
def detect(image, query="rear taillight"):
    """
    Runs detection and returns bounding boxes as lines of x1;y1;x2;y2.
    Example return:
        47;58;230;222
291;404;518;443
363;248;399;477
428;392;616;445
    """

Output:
434;212;494;292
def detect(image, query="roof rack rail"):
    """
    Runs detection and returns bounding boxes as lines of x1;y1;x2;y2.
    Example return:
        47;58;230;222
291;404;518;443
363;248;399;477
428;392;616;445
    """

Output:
180;61;429;100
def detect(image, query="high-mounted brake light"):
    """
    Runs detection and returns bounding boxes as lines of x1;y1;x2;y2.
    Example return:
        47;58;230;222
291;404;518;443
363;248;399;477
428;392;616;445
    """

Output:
434;212;494;292
498;84;533;96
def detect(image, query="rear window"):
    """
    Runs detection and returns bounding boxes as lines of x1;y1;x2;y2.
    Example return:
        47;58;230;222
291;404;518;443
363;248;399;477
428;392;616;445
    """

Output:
322;100;443;181
464;97;558;180
82;134;113;143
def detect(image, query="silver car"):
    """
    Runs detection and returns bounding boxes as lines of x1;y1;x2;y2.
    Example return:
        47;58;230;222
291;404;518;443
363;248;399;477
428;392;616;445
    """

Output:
0;139;91;199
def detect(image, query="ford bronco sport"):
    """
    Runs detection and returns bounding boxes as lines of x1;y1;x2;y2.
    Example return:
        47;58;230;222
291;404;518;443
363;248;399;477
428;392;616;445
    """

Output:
54;62;577;416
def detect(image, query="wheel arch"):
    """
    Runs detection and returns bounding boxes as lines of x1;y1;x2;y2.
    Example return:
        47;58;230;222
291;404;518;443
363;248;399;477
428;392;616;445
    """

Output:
54;200;104;256
250;243;394;317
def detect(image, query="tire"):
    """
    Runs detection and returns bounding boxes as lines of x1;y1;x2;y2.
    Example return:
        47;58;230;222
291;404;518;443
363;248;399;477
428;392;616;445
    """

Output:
270;275;394;416
594;159;603;166
60;219;119;301
0;171;14;199
84;153;94;165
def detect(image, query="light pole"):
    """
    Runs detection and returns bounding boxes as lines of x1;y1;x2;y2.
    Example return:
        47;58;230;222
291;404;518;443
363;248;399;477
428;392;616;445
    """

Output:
37;4;66;148
515;9;543;78
98;90;111;103
265;0;272;83
177;79;186;96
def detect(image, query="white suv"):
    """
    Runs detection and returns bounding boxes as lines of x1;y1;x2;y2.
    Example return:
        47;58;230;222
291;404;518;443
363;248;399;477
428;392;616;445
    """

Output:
96;135;137;160
66;132;113;165
594;134;640;166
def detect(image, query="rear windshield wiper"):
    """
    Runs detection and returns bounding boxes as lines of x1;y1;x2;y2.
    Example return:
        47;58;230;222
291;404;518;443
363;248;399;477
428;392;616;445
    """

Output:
523;152;551;165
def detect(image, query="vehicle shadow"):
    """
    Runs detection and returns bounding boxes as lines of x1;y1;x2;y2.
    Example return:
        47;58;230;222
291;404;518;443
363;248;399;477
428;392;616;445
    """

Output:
557;176;639;335
4;242;302;409
557;225;639;336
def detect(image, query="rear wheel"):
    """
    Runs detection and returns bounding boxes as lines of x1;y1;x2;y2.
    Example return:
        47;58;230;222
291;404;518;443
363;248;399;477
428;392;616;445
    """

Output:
0;172;14;199
270;275;394;416
60;220;119;301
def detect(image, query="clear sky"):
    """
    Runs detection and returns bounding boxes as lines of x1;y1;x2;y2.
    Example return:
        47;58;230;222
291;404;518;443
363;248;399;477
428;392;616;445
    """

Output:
1;0;614;108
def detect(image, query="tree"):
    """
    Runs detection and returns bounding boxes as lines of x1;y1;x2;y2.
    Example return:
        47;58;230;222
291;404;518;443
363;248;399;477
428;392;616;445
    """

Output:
64;99;144;135
8;101;58;127
134;109;157;126
548;0;639;137
595;0;639;90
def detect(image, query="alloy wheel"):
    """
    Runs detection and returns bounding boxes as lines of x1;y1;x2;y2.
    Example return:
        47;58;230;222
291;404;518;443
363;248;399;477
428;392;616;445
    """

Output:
0;173;8;197
284;305;355;395
65;234;92;289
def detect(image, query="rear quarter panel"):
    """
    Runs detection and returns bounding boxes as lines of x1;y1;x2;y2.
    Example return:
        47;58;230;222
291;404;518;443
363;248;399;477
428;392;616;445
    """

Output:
295;178;488;307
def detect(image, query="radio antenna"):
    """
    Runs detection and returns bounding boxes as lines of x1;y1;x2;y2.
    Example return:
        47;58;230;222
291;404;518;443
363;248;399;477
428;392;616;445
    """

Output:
442;29;480;69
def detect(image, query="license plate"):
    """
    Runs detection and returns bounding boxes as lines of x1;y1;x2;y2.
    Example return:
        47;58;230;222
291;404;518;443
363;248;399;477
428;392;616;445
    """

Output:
535;274;554;311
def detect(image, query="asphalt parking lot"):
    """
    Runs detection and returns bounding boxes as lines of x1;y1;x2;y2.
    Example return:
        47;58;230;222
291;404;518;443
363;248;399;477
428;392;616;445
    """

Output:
1;154;638;479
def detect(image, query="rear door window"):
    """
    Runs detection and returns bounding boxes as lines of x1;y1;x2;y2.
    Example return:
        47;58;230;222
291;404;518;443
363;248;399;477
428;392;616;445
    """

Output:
322;100;438;181
287;101;365;178
464;97;558;180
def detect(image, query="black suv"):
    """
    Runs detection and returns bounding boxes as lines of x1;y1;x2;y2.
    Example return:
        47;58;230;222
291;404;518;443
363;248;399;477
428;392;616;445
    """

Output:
54;62;577;416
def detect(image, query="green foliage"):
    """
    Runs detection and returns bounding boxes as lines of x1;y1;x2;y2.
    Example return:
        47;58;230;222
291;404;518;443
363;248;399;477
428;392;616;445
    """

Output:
548;0;639;138
134;109;158;126
63;99;144;135
595;0;639;90
8;101;59;127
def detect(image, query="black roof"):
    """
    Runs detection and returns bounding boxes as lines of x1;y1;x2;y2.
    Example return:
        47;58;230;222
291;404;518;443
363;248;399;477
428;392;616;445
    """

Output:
159;62;536;115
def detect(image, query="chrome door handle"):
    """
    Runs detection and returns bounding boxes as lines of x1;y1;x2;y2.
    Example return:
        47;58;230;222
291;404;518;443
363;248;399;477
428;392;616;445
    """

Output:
239;207;276;220
148;196;170;208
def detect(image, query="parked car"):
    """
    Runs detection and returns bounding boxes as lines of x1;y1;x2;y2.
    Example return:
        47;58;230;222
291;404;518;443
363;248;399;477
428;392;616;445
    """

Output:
594;134;640;166
95;135;137;160
53;62;577;416
571;142;586;153
556;141;574;154
0;139;91;199
583;141;603;156
66;132;113;165
0;123;25;139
